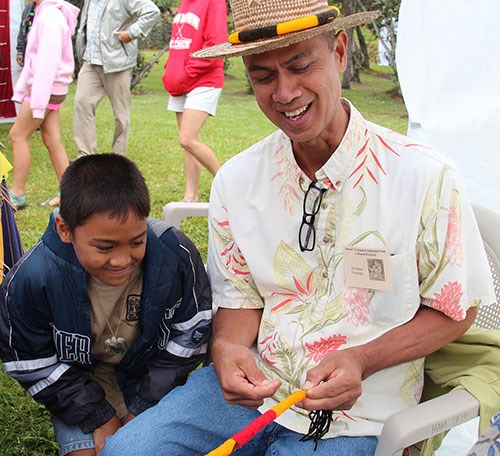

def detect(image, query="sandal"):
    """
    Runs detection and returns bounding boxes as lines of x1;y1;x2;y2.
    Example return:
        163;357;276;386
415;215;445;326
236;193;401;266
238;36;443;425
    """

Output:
9;191;27;210
40;192;60;207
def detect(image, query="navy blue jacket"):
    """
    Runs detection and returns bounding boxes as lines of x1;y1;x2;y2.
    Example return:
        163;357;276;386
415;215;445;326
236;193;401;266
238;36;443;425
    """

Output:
0;215;212;432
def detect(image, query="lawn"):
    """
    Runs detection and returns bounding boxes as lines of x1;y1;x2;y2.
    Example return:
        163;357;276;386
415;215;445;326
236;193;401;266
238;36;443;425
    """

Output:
0;51;407;455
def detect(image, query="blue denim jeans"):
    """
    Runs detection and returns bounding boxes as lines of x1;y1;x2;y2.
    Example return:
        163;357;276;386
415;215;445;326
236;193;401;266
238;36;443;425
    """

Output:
51;415;94;456
101;365;378;456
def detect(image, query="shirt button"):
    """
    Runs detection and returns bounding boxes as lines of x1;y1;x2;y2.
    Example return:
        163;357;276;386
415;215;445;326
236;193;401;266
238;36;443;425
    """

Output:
335;180;342;188
321;202;328;210
323;236;331;243
322;271;328;278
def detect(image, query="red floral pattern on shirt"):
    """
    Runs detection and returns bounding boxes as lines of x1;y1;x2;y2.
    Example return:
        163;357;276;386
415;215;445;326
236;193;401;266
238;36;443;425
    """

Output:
305;334;348;363
349;133;400;188
218;220;250;277
445;207;464;268
259;331;279;365
344;287;371;327
429;281;465;320
271;271;316;312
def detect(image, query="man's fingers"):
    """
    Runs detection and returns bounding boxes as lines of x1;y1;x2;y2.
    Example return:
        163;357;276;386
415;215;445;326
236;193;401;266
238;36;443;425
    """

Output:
300;388;360;411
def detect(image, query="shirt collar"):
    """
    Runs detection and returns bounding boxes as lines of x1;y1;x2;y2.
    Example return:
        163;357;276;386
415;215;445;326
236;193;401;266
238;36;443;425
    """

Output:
286;99;368;193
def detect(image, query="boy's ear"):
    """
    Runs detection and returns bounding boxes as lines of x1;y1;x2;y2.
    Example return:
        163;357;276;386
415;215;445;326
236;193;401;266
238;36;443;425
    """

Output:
55;214;72;244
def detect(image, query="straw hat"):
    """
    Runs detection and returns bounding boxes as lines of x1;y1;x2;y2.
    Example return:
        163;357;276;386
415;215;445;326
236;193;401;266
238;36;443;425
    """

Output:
192;0;380;59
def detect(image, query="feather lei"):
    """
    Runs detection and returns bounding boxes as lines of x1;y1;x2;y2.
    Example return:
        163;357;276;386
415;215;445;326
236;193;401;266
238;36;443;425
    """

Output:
206;390;307;456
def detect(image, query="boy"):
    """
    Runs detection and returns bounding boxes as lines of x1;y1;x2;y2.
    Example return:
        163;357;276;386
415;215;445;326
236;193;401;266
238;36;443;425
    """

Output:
0;154;212;455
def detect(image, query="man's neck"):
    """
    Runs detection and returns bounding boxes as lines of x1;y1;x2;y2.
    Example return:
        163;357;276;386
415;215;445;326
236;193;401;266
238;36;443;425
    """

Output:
292;101;350;181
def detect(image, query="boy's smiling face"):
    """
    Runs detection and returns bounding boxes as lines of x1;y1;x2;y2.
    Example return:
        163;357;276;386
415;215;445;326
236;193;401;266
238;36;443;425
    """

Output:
56;210;147;286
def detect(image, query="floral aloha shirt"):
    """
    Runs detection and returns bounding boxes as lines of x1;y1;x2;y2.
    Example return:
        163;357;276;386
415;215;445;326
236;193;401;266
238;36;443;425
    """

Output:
207;99;495;438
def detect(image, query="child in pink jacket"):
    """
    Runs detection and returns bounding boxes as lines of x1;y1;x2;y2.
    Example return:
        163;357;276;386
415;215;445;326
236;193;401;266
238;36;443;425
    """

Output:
9;0;79;209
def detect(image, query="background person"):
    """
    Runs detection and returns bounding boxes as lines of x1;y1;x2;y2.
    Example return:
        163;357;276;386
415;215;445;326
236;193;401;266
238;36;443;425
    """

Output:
101;0;495;454
73;0;160;156
15;1;35;67
162;0;227;202
0;154;212;455
8;0;79;209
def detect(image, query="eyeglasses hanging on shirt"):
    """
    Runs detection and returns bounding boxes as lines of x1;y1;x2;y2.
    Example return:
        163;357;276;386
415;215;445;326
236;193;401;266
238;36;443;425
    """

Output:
299;182;327;252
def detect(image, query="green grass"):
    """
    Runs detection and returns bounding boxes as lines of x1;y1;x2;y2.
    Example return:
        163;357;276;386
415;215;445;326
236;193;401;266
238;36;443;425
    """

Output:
0;52;407;455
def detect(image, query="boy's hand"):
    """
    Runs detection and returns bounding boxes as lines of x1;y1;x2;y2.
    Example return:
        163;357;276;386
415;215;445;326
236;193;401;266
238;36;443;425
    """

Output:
122;412;135;425
93;415;121;455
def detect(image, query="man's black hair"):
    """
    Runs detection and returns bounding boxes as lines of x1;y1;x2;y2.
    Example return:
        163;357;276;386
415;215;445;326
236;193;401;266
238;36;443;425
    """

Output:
59;154;150;231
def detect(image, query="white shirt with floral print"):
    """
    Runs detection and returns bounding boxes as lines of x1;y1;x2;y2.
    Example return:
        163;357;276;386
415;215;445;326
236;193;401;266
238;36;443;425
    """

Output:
207;100;495;438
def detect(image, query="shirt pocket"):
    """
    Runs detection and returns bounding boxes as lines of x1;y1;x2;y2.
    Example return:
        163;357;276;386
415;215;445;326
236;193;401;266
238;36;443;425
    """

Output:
367;250;420;326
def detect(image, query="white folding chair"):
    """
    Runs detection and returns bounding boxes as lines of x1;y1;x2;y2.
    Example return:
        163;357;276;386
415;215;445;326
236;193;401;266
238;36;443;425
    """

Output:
375;203;500;456
162;201;209;229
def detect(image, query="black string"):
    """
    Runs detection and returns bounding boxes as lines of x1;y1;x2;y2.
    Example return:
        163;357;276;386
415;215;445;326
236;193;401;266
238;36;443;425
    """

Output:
299;409;333;451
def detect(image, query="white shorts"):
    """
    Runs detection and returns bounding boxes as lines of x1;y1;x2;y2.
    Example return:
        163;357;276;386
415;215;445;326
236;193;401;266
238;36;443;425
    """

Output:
167;87;222;116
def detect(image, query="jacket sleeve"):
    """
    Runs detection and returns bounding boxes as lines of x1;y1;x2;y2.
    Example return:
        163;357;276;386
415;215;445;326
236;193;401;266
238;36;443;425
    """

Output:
0;260;116;433
29;12;65;118
125;0;160;40
16;3;31;55
129;229;212;415
185;0;228;79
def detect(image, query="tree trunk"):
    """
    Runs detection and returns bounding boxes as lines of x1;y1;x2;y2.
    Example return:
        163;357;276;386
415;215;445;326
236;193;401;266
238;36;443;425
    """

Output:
341;0;359;89
130;45;169;89
356;25;370;69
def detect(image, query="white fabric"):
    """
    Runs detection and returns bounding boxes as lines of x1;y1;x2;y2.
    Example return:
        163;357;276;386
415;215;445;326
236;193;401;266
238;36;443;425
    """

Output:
435;418;479;456
0;0;23;123
396;0;500;213
207;100;495;438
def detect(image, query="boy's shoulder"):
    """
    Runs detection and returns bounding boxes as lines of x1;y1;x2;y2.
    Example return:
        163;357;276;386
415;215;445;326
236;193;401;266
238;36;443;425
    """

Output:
147;218;172;239
146;218;201;262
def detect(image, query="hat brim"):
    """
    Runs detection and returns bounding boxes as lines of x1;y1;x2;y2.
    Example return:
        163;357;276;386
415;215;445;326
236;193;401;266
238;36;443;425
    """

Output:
192;11;380;59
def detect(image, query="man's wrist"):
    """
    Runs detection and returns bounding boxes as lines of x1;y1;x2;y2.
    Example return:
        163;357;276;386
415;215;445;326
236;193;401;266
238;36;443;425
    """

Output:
347;344;371;380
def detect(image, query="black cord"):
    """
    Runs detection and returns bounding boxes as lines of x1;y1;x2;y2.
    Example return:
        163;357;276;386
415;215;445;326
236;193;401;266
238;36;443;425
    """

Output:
299;409;333;451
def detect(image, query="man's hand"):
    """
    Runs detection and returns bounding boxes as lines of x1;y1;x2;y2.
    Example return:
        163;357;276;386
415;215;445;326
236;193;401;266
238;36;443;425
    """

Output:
113;30;132;43
299;348;365;411
212;339;281;408
93;415;122;455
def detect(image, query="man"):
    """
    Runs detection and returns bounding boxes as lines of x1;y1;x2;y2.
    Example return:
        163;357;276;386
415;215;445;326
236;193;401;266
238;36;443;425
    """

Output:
102;0;495;454
73;0;159;156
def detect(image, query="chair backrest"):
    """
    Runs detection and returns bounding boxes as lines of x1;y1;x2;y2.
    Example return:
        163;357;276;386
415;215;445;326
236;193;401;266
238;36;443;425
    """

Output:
472;203;500;330
162;201;209;229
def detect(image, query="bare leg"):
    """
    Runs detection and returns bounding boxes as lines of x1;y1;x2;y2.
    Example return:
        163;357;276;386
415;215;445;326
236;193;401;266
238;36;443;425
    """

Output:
175;109;220;202
8;101;43;196
39;109;69;206
183;149;202;202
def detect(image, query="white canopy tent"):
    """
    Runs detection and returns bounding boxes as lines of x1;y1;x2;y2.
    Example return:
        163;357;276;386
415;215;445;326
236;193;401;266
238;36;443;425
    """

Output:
396;0;500;213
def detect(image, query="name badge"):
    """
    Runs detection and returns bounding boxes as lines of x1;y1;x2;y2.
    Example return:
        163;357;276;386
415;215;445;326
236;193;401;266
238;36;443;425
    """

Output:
344;246;393;291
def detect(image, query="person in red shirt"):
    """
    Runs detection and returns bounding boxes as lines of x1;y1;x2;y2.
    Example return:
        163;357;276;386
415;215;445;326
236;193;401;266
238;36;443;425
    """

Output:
162;0;227;202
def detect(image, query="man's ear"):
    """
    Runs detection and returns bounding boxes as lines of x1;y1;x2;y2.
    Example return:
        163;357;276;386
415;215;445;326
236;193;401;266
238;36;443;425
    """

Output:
334;30;348;73
55;214;72;244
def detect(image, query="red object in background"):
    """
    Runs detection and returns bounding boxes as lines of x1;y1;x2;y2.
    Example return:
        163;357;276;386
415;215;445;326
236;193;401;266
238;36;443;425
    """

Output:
0;0;17;118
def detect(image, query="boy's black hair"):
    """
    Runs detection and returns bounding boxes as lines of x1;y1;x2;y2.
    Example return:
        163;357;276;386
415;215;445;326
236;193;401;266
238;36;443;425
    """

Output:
59;154;150;231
